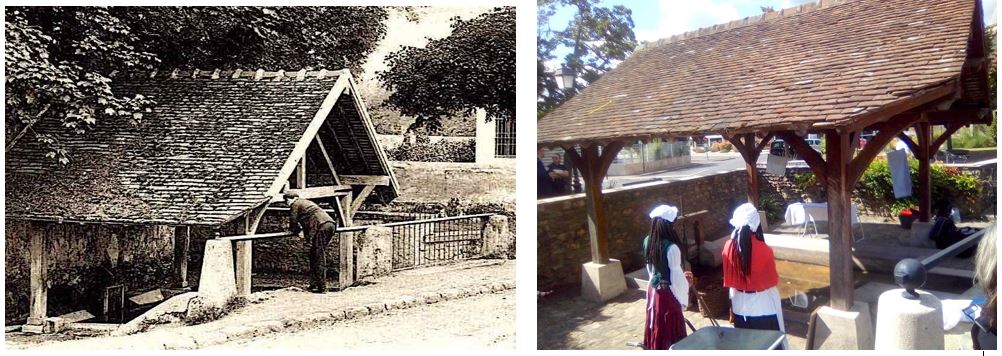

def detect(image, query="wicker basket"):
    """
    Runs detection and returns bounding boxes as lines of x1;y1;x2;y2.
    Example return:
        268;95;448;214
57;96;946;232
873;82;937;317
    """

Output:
695;282;730;319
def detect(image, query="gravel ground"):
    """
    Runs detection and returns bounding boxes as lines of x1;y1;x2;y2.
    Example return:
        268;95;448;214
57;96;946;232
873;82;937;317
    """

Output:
212;290;515;350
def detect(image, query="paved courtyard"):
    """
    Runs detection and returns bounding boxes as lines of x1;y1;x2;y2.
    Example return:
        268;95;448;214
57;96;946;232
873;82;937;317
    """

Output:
537;287;809;350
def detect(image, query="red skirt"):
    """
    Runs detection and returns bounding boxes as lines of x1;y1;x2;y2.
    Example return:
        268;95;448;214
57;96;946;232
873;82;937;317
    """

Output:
643;287;687;350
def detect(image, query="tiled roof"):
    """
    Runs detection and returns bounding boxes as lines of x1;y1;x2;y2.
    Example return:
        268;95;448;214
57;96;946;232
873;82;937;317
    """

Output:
6;69;395;225
538;0;988;146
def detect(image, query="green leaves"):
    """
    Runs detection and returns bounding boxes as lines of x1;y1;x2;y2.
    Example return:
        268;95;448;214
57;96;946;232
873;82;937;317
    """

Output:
536;0;637;115
377;7;515;132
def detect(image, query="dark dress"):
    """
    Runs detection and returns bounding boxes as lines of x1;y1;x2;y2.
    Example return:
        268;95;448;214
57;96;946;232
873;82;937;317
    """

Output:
289;198;339;290
537;159;553;197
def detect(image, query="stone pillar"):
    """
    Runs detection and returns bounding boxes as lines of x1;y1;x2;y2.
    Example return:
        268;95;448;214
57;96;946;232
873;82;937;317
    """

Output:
173;226;190;288
875;289;945;350
198;239;237;304
474;108;494;164
482;215;510;258
354;226;392;281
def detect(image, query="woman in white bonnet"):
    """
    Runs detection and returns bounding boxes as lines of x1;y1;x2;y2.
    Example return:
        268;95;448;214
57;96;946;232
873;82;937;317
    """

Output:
721;202;788;349
642;204;693;349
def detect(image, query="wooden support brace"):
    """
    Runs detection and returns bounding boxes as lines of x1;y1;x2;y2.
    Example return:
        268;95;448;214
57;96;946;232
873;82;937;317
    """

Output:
314;136;341;185
284;186;352;200
775;131;828;183
350;185;376;214
296;157;307;189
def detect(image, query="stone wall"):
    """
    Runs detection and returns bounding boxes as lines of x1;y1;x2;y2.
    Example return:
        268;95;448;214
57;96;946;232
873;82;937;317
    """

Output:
537;169;749;290
5;220;174;324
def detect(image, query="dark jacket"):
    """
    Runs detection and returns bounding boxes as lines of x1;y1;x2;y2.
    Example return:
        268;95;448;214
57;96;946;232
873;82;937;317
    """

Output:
289;198;336;238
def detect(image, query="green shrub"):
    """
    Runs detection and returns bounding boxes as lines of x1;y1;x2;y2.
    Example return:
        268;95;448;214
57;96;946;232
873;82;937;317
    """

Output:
792;172;816;191
758;195;784;225
387;139;475;162
855;158;982;217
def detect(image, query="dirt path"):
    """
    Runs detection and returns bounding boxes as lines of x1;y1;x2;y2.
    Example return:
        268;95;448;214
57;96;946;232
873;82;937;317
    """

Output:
212;290;515;350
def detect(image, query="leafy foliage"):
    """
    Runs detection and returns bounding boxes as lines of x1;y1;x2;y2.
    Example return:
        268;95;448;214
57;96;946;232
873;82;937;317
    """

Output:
6;7;388;164
536;0;636;115
6;8;157;164
378;7;515;133
112;7;387;71
386;139;475;162
854;158;982;217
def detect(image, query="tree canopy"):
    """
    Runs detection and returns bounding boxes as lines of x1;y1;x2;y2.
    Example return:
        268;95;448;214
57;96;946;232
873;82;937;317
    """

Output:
536;0;636;116
377;7;515;132
5;6;388;163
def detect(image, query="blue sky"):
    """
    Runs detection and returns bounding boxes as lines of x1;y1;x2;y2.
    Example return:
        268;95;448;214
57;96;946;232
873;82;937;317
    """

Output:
542;0;997;70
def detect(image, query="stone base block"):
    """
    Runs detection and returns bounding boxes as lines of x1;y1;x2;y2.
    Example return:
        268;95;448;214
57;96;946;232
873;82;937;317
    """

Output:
698;238;726;267
812;301;874;350
198;239;237;303
581;259;627;303
875;289;944;350
907;222;936;248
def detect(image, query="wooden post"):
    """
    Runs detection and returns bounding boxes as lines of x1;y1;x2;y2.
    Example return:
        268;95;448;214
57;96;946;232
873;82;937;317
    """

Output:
915;121;932;222
340;191;353;227
566;142;624;265
28;229;47;325
297;157;307;189
727;133;771;207
824;130;855;311
173;226;190;288
338;230;354;289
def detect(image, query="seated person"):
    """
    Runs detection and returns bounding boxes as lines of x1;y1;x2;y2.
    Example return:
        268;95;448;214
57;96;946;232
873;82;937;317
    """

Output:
929;200;976;258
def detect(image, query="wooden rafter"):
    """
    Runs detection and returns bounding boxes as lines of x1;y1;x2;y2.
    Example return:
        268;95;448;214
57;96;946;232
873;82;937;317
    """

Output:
847;113;923;186
314;136;341;186
896;132;920;154
285;185;351;199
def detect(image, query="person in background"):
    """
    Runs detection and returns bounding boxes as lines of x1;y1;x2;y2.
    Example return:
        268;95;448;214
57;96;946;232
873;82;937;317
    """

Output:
537;147;554;198
547;154;571;194
972;224;996;350
721;203;788;349
642;204;693;350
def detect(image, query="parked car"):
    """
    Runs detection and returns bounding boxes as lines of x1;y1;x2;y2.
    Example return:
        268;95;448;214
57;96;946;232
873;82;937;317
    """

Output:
770;138;822;159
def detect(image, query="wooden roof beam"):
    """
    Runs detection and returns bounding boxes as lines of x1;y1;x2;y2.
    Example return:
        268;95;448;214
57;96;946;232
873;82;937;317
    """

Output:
339;175;390;186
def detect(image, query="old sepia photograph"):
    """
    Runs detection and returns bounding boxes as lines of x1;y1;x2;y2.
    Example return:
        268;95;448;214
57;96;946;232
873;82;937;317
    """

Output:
537;0;996;351
5;5;516;350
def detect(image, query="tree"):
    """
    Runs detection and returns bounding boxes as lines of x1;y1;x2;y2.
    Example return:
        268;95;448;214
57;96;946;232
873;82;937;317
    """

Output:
377;7;515;132
987;24;996;144
5;7;388;163
537;0;637;116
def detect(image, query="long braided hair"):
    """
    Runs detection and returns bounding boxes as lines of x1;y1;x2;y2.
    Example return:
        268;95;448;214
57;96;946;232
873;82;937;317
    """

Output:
645;217;682;277
731;224;766;277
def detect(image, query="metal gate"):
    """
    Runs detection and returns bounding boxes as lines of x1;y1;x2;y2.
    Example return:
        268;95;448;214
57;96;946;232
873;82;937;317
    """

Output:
386;214;491;270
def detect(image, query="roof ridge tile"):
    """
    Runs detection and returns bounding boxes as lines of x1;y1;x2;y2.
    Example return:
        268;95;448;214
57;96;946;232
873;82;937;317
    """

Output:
135;68;346;81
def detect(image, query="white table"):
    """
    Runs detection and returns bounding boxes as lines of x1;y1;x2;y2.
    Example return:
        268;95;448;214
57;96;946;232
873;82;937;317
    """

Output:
784;202;866;241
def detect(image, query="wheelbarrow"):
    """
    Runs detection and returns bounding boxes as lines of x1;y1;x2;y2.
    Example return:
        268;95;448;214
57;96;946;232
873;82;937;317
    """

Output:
670;327;786;350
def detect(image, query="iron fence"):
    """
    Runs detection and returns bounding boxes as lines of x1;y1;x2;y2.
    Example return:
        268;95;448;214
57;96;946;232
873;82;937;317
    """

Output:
335;214;492;271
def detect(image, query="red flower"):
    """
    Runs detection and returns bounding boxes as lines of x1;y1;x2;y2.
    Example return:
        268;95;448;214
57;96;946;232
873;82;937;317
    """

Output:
899;209;914;217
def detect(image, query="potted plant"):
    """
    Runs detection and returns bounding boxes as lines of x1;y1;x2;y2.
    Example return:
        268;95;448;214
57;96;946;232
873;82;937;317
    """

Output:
898;208;918;229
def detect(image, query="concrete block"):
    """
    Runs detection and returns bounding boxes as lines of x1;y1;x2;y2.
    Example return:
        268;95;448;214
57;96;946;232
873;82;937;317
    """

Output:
21;324;44;334
57;310;95;323
625;268;649;290
812;302;874;350
907;222;936;248
198;239;237;304
482;215;511;258
875;289;944;350
698;237;727;267
129;289;165;306
581;259;627;303
355;226;392;281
